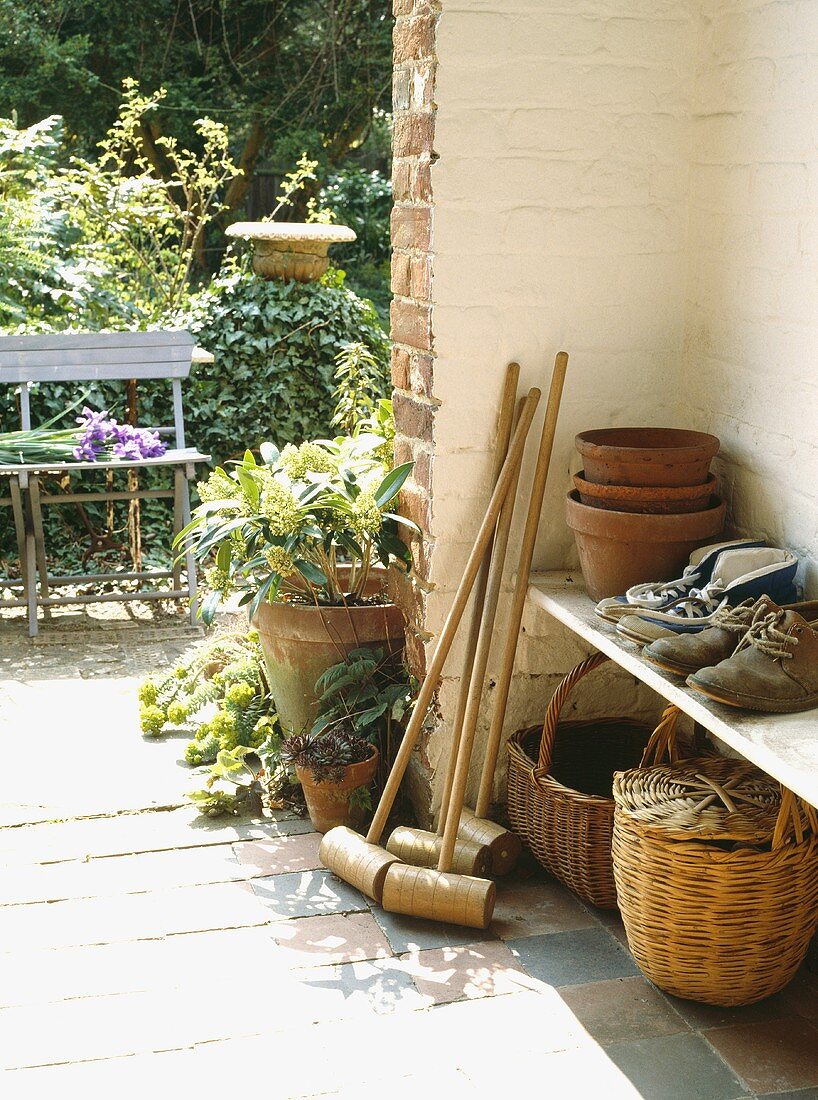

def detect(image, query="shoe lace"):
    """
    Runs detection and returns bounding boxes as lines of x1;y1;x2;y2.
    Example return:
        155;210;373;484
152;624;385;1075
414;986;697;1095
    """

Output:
658;580;727;620
628;566;702;605
709;599;768;634
744;610;798;660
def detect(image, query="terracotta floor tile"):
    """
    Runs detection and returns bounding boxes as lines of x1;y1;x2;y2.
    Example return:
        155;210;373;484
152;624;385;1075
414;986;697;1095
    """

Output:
232;832;323;875
268;911;392;967
490;876;596;939
559;976;688;1044
396;940;536;1005
705;1017;818;1095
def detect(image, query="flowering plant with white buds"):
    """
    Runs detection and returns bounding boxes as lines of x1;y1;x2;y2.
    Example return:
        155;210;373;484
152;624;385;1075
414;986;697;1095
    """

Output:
176;420;417;624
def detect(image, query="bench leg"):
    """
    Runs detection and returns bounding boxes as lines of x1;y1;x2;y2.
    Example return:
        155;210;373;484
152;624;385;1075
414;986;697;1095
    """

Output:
9;476;36;637
176;467;199;625
28;475;51;620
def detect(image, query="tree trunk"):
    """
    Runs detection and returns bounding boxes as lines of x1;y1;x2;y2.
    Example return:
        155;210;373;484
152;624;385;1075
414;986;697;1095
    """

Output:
223;120;268;213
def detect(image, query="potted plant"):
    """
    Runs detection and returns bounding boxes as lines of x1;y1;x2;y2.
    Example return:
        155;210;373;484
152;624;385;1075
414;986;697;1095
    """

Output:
280;726;379;833
176;426;416;733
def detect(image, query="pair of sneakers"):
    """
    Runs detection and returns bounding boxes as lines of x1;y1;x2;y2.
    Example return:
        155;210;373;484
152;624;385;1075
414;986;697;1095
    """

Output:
642;596;818;713
594;540;799;645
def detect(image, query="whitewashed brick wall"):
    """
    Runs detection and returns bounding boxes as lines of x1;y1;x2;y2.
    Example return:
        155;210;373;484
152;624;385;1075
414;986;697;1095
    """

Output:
684;0;818;598
406;0;818;822
411;0;696;819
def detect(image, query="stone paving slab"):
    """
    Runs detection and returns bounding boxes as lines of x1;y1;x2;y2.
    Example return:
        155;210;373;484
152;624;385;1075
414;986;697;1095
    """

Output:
2;833;322;905
250;870;370;920
605;1032;749;1100
394;940;535;1005
0;806;311;866
268;911;393;968
0;879;272;951
0;925;282;1008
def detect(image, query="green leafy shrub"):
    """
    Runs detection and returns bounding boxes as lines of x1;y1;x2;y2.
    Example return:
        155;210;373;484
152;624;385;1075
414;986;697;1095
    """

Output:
176;265;390;463
137;627;278;763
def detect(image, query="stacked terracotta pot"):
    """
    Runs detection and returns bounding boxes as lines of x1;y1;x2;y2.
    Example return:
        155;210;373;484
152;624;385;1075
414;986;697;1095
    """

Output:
566;428;726;601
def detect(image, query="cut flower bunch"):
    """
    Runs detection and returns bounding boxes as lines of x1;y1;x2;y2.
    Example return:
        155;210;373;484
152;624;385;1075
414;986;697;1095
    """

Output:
0;405;166;465
178;420;417;624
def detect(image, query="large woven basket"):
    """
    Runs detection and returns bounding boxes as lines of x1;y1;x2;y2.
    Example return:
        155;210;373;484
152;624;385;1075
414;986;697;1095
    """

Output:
506;652;662;908
612;712;818;1006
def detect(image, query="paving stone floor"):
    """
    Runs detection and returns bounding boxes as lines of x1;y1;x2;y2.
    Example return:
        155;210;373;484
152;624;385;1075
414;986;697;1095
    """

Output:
1;610;817;1098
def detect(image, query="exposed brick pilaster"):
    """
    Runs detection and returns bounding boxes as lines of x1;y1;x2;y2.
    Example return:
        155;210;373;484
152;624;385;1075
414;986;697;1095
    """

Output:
390;0;439;678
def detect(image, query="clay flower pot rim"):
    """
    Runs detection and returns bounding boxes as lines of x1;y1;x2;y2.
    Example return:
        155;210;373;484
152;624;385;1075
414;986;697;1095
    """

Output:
575;427;720;459
566;490;726;538
573;470;718;501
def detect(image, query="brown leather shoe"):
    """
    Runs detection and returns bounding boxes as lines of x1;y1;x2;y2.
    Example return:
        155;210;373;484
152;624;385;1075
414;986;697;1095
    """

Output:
643;598;818;676
686;609;818;712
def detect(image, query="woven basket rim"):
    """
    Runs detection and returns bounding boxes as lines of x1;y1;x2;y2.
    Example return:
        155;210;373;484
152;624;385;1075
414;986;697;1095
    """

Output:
509;720;654;806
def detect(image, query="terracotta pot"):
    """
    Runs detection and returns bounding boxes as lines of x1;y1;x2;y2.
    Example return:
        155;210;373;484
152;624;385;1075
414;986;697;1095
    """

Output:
573;471;717;514
566;490;727;601
576;428;720;487
253;598;405;735
296;747;379;833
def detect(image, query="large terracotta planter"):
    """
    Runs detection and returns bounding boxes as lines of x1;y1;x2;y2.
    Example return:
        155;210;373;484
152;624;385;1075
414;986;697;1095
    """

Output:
296;747;379;833
253;598;405;735
576;428;720;487
566;490;727;601
573;471;717;514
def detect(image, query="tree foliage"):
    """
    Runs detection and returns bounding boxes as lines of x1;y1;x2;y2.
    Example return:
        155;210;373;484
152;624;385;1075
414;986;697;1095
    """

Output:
0;0;392;208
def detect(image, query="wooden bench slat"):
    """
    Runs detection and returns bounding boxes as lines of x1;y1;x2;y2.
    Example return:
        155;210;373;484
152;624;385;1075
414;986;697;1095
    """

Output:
0;345;194;371
0;332;194;352
0;361;196;382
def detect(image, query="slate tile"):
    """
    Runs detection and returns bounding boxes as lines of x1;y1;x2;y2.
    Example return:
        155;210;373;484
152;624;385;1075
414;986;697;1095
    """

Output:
507;926;639;987
558;976;688;1044
231;832;323;875
705;1017;818;1095
291;958;432;1018
268;911;392;967
780;968;818;1024
665;987;793;1030
490;876;596;939
371;905;496;954
250;869;369;919
605;1033;747;1100
397;940;536;1005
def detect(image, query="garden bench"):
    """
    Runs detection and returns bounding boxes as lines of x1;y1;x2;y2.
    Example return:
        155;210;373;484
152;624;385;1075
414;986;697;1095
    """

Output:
0;331;210;636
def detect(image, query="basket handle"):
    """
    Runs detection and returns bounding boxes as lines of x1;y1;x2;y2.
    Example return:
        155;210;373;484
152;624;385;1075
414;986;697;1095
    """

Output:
772;785;818;850
537;651;610;771
639;704;684;768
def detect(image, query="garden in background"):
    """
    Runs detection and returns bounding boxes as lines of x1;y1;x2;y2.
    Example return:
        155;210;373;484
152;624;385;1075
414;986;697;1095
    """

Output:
0;0;393;575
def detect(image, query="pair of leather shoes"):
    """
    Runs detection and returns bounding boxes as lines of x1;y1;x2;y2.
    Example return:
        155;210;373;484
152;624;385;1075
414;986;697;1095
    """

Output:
643;597;818;713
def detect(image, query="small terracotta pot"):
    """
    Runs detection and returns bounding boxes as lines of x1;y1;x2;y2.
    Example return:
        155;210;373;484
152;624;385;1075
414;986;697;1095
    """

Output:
572;471;718;514
576;428;720;487
296;747;379;833
566;490;727;601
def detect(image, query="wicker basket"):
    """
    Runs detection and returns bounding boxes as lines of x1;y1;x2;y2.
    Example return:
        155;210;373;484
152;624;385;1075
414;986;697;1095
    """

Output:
612;712;818;1006
506;652;661;908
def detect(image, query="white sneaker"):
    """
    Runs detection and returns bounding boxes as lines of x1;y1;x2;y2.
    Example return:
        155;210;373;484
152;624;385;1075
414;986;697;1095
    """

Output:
615;546;799;644
594;538;766;623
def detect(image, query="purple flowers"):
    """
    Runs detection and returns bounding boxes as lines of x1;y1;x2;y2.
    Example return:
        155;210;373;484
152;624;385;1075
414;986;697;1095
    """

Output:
73;408;167;462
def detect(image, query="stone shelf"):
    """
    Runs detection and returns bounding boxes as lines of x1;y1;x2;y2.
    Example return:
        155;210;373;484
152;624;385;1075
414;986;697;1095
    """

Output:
528;571;818;809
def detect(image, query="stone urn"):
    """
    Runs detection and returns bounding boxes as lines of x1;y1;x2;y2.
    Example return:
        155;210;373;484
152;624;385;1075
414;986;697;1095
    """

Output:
225;222;356;283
